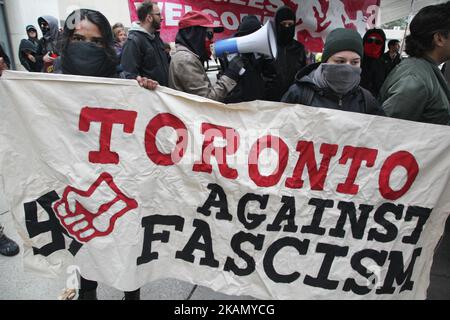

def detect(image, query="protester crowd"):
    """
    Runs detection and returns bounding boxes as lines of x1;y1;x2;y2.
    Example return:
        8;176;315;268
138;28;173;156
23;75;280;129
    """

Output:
0;0;449;300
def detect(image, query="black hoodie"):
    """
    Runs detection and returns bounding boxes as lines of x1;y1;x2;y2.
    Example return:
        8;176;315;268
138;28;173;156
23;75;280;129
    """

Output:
263;6;306;102
361;28;387;98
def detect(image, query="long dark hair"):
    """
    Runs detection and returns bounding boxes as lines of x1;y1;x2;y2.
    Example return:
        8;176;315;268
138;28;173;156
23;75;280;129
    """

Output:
60;9;118;64
405;2;450;58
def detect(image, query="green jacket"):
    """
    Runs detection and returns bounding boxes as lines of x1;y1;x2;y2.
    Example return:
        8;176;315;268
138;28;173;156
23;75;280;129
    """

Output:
379;56;450;125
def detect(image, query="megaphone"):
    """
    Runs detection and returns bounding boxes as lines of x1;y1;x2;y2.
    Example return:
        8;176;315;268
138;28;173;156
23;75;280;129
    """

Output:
213;21;278;59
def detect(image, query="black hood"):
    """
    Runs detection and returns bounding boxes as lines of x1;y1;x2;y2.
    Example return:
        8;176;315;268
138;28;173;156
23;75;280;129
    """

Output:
175;26;208;62
363;28;386;44
274;6;296;46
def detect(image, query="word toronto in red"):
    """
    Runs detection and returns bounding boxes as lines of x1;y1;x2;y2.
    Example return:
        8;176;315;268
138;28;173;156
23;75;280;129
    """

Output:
79;107;419;201
21;106;430;298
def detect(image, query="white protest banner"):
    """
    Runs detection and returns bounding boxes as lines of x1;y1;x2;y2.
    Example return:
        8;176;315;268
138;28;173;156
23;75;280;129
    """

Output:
0;71;449;299
128;0;380;52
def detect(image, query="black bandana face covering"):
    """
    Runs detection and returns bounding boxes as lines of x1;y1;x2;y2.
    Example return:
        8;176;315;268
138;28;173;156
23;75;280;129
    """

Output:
277;25;295;46
62;42;116;77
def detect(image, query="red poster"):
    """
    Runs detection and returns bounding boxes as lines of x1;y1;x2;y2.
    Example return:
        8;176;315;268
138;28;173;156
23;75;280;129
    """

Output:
128;0;380;52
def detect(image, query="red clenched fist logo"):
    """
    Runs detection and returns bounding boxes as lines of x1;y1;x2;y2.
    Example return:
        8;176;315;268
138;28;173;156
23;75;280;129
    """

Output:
53;173;138;243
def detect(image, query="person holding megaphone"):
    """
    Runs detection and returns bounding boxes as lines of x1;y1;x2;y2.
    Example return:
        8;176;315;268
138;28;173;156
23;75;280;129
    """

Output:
168;11;246;102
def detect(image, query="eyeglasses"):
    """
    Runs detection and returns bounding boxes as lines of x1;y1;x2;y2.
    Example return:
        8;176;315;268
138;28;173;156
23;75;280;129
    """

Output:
206;31;214;40
367;37;382;45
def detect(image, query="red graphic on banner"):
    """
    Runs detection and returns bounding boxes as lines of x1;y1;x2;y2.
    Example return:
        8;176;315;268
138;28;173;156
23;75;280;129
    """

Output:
128;0;380;52
53;173;138;243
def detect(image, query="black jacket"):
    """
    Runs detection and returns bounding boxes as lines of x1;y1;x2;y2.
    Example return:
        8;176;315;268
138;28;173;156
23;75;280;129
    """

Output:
282;63;385;116
360;57;386;98
121;28;169;86
263;40;306;102
223;53;265;103
381;51;401;77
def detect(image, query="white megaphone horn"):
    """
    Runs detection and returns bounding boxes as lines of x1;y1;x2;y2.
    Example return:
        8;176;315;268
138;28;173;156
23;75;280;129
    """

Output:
213;21;278;59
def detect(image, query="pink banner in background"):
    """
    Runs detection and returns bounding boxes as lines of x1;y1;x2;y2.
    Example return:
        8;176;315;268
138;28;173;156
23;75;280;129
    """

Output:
128;0;380;52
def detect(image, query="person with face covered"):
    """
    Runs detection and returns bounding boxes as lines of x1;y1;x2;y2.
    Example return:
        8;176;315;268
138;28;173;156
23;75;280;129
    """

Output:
282;28;384;116
263;5;306;102
360;28;387;98
56;10;119;78
53;8;157;300
19;26;43;72
37;15;61;73
121;1;169;85
169;11;245;101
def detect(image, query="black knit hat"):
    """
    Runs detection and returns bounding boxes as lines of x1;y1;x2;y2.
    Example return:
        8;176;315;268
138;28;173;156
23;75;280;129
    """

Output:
322;28;364;63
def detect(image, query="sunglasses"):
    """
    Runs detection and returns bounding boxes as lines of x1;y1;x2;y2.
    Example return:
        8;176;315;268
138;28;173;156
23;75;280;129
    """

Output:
367;37;382;45
206;31;214;40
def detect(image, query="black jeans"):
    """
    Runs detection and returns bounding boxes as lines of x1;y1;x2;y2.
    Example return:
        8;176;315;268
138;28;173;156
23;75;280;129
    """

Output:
80;276;140;297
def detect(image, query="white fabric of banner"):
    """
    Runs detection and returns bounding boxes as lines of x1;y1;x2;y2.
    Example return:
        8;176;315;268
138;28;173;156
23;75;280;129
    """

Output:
0;71;449;299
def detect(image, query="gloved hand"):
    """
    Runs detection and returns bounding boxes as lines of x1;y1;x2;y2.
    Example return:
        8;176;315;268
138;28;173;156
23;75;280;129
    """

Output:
224;55;246;81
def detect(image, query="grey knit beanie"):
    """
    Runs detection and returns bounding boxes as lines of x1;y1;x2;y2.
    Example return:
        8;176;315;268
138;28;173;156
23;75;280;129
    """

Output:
322;28;363;63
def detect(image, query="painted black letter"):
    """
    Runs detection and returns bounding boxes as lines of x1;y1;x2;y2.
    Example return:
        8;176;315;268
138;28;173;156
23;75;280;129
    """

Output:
137;215;184;265
175;219;219;268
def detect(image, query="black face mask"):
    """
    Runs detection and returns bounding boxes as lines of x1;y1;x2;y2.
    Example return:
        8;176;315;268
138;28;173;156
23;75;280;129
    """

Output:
62;42;117;77
40;25;51;39
277;25;295;46
175;26;208;62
